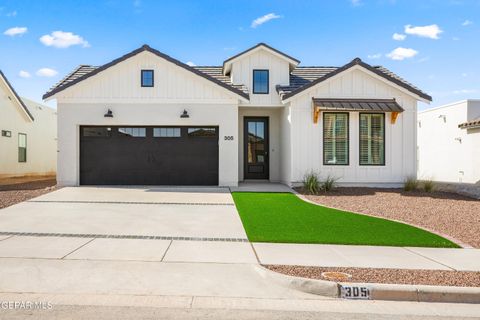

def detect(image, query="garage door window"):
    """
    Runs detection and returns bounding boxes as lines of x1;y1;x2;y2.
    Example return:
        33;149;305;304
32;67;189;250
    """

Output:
83;127;111;137
187;128;216;137
153;127;181;138
118;127;146;137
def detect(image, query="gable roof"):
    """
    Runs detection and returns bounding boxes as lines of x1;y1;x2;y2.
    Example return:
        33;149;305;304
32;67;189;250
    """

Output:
222;43;300;75
43;45;250;100
0;70;34;121
277;58;432;102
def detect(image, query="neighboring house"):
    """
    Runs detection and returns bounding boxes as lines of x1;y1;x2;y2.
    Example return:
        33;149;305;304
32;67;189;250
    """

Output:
43;43;431;187
418;100;480;184
0;71;57;179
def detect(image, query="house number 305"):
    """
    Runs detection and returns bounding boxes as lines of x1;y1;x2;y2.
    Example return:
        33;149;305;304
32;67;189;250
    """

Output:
224;136;234;140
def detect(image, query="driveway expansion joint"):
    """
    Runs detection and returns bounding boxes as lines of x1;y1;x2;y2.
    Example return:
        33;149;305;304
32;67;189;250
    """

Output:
27;200;235;206
0;231;249;243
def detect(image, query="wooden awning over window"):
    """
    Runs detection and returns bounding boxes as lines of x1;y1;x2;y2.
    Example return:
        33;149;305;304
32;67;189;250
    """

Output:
312;98;404;124
312;98;404;112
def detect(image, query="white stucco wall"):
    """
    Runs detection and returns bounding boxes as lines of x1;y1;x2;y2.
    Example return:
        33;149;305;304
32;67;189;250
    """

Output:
418;100;480;183
238;107;282;182
286;66;418;187
53;50;242;186
0;80;57;177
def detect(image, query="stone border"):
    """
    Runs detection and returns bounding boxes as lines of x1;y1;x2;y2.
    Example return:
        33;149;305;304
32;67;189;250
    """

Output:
257;265;480;304
0;231;248;242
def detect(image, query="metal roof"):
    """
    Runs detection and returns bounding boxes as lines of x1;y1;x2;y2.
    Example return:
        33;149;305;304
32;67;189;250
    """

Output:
312;98;404;112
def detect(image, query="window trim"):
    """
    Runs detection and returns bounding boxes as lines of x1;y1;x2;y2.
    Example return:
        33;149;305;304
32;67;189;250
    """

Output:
141;69;154;87
18;132;27;163
359;112;386;166
252;69;269;94
323;112;350;166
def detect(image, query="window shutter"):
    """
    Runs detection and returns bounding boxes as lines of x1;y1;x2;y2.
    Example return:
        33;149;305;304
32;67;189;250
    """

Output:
323;113;348;165
359;114;385;165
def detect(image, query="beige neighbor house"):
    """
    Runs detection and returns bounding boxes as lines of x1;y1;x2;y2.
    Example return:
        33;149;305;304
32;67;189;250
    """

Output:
0;71;57;179
418;100;480;184
43;43;431;187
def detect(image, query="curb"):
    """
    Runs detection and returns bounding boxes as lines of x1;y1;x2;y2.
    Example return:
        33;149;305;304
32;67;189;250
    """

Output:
254;265;340;297
257;265;480;304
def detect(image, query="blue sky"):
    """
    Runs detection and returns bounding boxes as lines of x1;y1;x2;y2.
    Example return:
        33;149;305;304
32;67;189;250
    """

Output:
1;0;479;109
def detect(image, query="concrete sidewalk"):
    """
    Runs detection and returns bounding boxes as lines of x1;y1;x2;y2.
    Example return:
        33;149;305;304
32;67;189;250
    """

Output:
0;235;479;270
253;243;480;271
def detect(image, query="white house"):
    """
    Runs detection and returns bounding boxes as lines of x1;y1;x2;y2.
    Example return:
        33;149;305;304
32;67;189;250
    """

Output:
0;71;57;179
43;43;431;187
418;100;480;184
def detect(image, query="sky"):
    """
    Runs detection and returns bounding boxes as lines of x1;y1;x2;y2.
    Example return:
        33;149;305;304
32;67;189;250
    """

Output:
0;0;479;110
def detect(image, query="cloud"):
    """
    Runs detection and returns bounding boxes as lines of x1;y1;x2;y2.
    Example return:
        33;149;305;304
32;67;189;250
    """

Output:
3;26;27;36
36;68;58;77
392;33;406;41
386;47;418;60
404;24;442;39
367;53;382;59
251;13;282;28
40;31;90;48
133;0;141;7
350;0;363;6
186;61;196;67
452;37;460;41
6;10;16;17
462;20;473;26
18;70;31;78
453;89;478;94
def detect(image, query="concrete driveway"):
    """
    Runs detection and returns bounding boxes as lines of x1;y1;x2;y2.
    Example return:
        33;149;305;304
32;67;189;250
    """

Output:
0;186;246;239
0;186;256;264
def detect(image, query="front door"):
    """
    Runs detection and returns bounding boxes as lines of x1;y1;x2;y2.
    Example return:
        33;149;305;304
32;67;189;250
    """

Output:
244;117;269;180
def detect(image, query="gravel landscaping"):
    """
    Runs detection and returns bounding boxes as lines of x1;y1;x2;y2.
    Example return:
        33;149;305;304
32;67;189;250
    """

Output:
299;188;480;248
266;265;480;287
0;178;57;209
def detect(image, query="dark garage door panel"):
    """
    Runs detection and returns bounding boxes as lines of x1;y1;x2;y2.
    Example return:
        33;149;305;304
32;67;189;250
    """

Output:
80;126;219;185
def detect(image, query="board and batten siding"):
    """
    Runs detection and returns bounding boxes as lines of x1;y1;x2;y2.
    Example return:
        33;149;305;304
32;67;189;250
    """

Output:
287;67;418;186
54;51;239;103
230;49;290;106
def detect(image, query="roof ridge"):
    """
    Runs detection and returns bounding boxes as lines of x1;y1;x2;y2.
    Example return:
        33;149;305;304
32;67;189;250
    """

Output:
0;70;34;121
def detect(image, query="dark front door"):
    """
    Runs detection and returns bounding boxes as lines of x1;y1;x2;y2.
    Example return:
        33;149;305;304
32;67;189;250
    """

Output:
244;117;269;180
79;126;219;185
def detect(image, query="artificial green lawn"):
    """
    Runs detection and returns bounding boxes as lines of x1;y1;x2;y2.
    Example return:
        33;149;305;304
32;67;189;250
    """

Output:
232;192;459;248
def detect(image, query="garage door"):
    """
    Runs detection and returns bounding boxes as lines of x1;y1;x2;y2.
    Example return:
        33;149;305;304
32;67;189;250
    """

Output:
80;126;219;185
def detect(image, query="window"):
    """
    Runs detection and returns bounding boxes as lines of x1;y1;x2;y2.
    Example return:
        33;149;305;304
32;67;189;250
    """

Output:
359;113;385;165
1;130;12;137
253;70;269;94
18;133;26;163
323;113;349;165
118;127;146;137
141;70;154;87
153;127;181;138
187;127;216;137
82;127;111;137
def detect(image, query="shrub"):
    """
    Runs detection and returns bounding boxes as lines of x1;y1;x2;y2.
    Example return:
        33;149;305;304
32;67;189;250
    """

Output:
303;171;320;195
423;180;435;192
404;177;418;191
321;175;338;192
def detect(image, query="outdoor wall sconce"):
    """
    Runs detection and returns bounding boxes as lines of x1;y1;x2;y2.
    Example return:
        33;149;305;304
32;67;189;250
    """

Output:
454;137;462;143
438;114;446;122
104;109;113;118
180;109;189;118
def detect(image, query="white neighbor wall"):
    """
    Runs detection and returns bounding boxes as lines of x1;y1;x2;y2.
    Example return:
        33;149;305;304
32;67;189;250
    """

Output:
0;80;56;177
53;51;241;186
418;100;480;183
286;66;418;187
